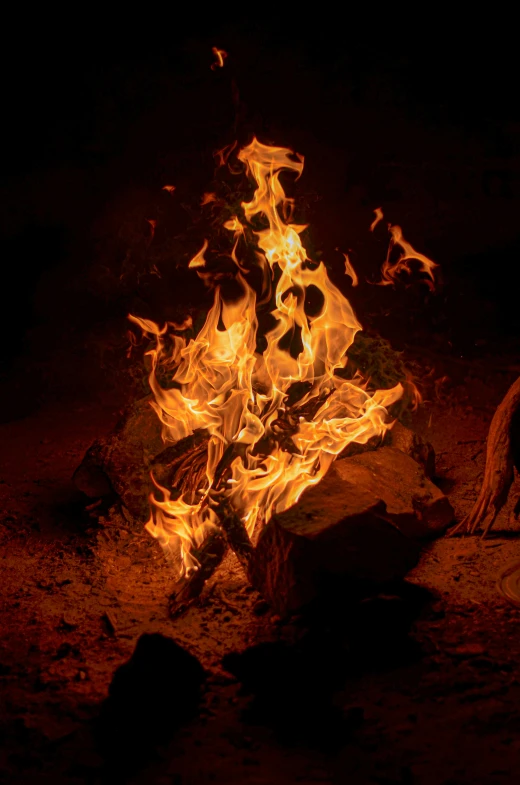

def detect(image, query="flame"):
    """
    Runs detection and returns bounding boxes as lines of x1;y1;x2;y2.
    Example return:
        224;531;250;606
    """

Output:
147;219;156;241
371;207;437;289
201;192;218;206
188;239;209;269
162;184;176;194
215;141;238;168
379;223;437;290
343;253;358;286
211;47;228;69
131;140;403;577
370;207;384;232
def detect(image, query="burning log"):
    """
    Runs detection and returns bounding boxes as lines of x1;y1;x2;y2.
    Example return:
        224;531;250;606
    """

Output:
168;499;254;616
74;399;434;516
450;376;520;537
212;498;254;572
152;427;210;502
73;403;255;613
249;447;453;616
169;528;228;616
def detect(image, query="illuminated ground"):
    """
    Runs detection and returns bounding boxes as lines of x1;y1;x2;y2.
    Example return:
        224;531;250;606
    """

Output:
1;352;520;784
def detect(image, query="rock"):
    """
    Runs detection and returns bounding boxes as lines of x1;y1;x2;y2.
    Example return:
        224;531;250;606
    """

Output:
385;421;436;477
340;421;436;477
249;448;453;616
74;396;208;520
335;447;453;538
249;472;421;617
96;633;205;772
74;396;163;519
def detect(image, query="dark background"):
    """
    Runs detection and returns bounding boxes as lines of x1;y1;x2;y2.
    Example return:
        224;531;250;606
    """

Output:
2;14;519;419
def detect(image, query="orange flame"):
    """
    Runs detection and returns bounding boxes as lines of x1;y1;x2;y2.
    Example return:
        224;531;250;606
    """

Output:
211;47;227;70
214;141;237;168
343;253;358;286
379;222;437;290
131;140;403;577
201;192;218;206
188;239;209;269
370;207;384;232
371;208;437;289
146;219;156;241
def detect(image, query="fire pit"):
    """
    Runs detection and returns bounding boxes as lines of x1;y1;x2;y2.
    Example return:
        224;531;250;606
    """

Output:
3;28;520;785
76;138;453;615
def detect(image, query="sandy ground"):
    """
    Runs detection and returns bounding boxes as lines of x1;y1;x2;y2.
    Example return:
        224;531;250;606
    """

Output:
1;355;520;785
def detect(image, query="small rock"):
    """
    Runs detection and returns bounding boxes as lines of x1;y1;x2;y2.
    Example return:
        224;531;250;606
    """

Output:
96;633;206;771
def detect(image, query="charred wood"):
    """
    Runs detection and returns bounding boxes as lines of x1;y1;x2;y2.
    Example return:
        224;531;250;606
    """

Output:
169;529;228;617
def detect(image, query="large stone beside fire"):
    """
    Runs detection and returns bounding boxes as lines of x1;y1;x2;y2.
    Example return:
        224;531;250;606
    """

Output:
249;447;453;616
335;447;452;538
385;421;436;477
339;421;435;476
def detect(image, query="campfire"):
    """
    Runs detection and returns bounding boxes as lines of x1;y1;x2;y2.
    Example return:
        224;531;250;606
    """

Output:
78;137;456;614
5;29;520;785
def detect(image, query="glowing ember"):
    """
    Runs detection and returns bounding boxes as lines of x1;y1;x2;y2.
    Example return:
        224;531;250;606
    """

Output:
130;140;407;577
211;47;228;70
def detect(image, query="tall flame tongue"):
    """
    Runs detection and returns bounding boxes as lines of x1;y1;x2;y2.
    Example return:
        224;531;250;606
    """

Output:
130;140;403;577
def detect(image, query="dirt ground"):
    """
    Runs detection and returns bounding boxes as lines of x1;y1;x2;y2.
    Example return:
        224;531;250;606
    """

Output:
2;352;520;785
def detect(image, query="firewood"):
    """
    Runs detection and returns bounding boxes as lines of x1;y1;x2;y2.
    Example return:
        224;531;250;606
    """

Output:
169;529;228;617
168;469;254;617
73;396;210;519
169;500;253;617
168;501;254;616
449;376;520;537
152;429;210;504
212;498;254;573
